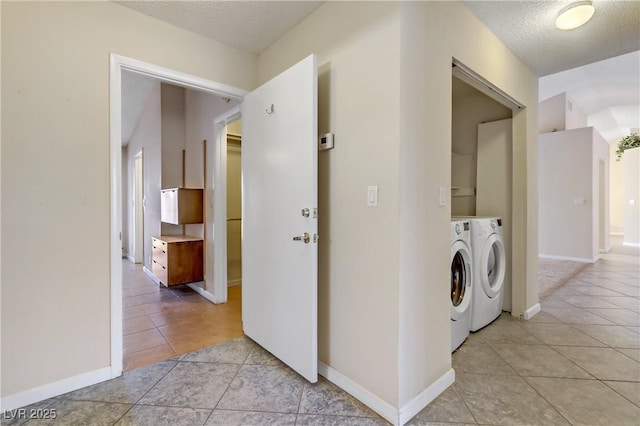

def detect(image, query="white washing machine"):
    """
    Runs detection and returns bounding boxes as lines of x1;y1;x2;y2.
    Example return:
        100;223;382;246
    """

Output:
453;216;506;331
450;219;473;352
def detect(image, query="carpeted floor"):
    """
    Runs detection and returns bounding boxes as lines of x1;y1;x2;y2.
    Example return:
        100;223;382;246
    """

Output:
537;235;640;300
537;257;589;300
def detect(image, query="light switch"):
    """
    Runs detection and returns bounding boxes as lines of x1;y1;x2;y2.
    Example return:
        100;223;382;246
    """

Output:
367;186;378;207
439;186;447;207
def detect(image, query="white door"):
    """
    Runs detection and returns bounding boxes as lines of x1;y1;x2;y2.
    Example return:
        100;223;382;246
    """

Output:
242;54;318;382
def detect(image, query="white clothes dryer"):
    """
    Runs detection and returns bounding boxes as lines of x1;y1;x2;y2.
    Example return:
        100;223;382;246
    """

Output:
450;219;473;352
453;216;506;332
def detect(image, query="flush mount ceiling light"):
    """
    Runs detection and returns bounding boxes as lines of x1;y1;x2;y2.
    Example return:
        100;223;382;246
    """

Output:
556;1;595;30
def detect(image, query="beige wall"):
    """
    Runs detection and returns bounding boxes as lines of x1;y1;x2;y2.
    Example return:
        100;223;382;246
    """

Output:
258;1;402;407
125;81;162;270
1;1;255;398
623;147;640;245
609;136;625;233
451;82;512;216
539;92;587;133
399;1;538;406
257;0;539;416
539;127;609;261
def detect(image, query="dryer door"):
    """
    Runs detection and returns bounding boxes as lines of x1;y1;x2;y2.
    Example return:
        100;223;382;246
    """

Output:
450;240;472;320
479;233;506;298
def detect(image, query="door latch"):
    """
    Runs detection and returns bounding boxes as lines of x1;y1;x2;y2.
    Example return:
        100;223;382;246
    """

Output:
293;232;310;244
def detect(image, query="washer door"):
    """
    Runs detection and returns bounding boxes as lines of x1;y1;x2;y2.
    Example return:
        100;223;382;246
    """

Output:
450;240;472;320
479;233;506;298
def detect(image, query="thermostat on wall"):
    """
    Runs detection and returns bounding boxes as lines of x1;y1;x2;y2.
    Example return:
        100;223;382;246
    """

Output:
319;133;334;151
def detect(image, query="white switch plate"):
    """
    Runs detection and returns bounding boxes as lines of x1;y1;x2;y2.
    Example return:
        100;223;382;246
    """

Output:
367;186;378;207
439;186;447;207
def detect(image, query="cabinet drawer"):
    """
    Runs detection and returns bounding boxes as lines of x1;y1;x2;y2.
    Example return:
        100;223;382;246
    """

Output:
152;260;168;286
152;245;167;267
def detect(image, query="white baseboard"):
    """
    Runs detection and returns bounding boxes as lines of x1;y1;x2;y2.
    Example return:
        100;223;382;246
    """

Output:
0;366;113;412
523;303;541;320
227;279;242;288
318;362;455;426
126;255;136;263
398;368;455;425
318;362;398;425
143;266;160;285
599;247;612;254
539;253;596;263
623;241;640;248
186;282;218;303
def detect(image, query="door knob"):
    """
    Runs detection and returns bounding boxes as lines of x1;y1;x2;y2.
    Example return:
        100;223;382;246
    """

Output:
293;232;310;244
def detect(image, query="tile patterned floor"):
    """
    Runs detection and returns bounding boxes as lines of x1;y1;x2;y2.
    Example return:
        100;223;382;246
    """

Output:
122;261;243;370
4;247;638;425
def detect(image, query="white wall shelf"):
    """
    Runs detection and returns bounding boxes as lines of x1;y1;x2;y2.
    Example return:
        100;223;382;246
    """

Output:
451;187;475;197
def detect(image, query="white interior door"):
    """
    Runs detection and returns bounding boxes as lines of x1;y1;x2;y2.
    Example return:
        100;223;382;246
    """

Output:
242;54;318;382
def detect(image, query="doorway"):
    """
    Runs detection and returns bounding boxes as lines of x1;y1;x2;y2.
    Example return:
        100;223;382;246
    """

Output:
111;55;248;375
226;119;243;287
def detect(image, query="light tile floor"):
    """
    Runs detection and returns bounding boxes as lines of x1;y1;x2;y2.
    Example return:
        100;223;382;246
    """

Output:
122;260;243;370
4;247;638;425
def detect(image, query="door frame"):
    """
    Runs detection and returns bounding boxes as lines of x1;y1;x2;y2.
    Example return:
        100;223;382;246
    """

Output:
109;54;246;376
133;149;144;264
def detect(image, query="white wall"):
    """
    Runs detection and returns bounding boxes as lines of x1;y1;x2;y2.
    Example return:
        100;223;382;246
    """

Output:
258;1;403;410
539;92;587;133
539;127;608;262
125;82;162;271
183;89;235;291
121;146;129;257
1;0;255;400
623;147;640;246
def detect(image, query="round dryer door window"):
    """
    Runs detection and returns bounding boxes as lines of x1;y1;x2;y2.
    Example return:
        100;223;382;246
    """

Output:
450;240;472;319
480;234;506;298
451;251;466;307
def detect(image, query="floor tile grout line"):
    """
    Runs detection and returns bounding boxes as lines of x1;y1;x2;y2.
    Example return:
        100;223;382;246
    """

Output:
599;380;640;409
518;375;575;426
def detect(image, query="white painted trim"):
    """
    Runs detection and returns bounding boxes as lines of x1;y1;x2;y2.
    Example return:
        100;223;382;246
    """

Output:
523;302;541;320
110;54;247;382
623;241;640;248
126;255;136;263
109;54;124;377
0;367;113;411
318;362;399;426
142;266;160;286
212;106;242;304
227;279;242;287
398;368;455;426
187;282;217;304
599;246;612;253
538;253;596;263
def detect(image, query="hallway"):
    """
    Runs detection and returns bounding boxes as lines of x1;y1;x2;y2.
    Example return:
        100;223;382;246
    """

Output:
122;261;242;370
7;247;639;425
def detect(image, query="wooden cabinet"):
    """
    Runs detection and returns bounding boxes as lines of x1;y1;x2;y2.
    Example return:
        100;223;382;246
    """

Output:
160;188;203;225
151;235;204;287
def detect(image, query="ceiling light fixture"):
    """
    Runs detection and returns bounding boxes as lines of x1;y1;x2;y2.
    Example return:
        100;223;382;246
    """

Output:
555;1;595;30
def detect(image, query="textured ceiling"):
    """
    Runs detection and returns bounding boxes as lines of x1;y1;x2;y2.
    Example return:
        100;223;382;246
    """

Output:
115;0;324;54
462;0;640;77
